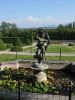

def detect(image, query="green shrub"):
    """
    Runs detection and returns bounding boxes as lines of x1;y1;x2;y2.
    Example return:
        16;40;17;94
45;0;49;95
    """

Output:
13;38;23;47
52;40;62;44
0;39;7;50
6;44;13;48
25;38;32;45
68;43;74;46
11;46;22;52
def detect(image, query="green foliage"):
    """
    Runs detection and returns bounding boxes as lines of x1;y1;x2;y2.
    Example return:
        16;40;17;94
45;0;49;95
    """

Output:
0;21;18;37
6;44;13;48
25;38;32;45
20;81;49;93
0;32;3;37
11;46;22;52
13;38;23;47
21;33;33;45
1;37;15;44
46;44;75;53
0;68;74;95
33;82;49;93
0;39;7;50
0;54;33;61
1;21;75;43
68;43;74;46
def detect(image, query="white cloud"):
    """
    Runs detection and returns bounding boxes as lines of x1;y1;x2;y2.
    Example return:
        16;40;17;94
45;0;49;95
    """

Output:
0;16;64;28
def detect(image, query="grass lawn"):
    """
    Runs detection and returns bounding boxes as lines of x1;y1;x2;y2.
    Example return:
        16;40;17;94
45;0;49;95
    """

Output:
23;44;75;53
23;46;35;52
46;56;75;61
47;44;75;53
0;54;34;61
0;54;75;62
0;44;75;61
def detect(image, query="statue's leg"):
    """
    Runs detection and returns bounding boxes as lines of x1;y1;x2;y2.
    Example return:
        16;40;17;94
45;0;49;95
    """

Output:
34;48;39;59
42;46;45;60
45;45;48;51
40;47;44;60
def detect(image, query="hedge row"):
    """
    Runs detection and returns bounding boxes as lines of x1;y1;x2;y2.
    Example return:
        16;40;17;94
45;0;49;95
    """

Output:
0;39;7;51
0;38;23;51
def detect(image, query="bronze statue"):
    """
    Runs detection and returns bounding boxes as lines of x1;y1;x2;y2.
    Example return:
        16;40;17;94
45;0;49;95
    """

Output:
34;29;50;63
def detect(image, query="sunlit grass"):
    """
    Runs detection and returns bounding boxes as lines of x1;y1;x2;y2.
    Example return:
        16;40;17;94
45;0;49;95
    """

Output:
47;44;75;53
0;54;75;61
0;54;34;61
23;44;75;53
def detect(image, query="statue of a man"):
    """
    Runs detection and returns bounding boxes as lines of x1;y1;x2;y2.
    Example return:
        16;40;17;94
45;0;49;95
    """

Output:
34;29;50;63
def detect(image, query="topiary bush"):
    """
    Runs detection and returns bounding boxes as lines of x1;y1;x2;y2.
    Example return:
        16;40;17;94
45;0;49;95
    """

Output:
11;46;22;52
0;39;7;50
68;43;74;46
25;38;32;45
13;38;23;47
6;44;13;48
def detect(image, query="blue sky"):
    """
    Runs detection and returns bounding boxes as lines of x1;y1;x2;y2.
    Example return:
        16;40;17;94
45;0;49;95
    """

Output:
0;0;75;28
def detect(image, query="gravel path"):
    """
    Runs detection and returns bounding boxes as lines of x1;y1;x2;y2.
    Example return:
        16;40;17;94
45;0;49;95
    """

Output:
0;51;75;56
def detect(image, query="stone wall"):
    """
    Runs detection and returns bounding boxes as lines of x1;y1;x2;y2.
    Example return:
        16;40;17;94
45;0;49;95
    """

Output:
0;60;71;71
0;91;70;100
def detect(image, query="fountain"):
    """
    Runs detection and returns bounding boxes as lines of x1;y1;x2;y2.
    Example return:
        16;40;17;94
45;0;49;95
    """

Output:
0;30;74;100
31;29;51;82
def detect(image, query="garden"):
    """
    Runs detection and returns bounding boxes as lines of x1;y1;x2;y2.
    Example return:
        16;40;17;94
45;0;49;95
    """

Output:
0;67;74;94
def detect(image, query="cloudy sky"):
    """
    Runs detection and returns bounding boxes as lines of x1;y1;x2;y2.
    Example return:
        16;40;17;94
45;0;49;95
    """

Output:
0;0;75;28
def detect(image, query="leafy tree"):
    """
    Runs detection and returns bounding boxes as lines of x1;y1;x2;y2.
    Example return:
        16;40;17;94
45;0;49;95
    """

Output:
58;24;64;29
69;23;72;29
9;23;19;37
73;22;75;29
0;21;19;37
0;21;9;36
65;23;72;29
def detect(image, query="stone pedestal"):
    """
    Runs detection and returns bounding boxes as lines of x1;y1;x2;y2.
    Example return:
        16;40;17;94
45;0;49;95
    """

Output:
31;62;49;82
35;71;47;82
31;62;49;70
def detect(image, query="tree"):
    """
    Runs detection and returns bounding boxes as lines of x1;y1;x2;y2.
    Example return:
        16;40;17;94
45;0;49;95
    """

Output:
68;23;72;29
9;23;19;37
0;21;19;37
73;22;75;29
65;23;72;29
0;21;9;36
57;24;64;29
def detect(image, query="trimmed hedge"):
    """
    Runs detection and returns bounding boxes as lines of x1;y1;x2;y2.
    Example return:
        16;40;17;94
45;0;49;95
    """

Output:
13;38;23;47
68;43;74;46
6;44;13;48
0;39;7;51
25;38;32;45
11;46;22;52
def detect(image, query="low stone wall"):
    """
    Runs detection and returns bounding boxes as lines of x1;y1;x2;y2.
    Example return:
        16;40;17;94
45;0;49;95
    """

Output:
0;61;19;70
0;91;69;100
0;60;71;71
20;92;69;100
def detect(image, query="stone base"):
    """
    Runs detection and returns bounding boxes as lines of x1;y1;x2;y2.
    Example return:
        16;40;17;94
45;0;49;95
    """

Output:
31;62;48;82
31;62;49;71
35;71;47;82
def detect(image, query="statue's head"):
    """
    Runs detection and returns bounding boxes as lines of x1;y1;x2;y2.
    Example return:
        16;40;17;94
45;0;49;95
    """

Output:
37;28;45;38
